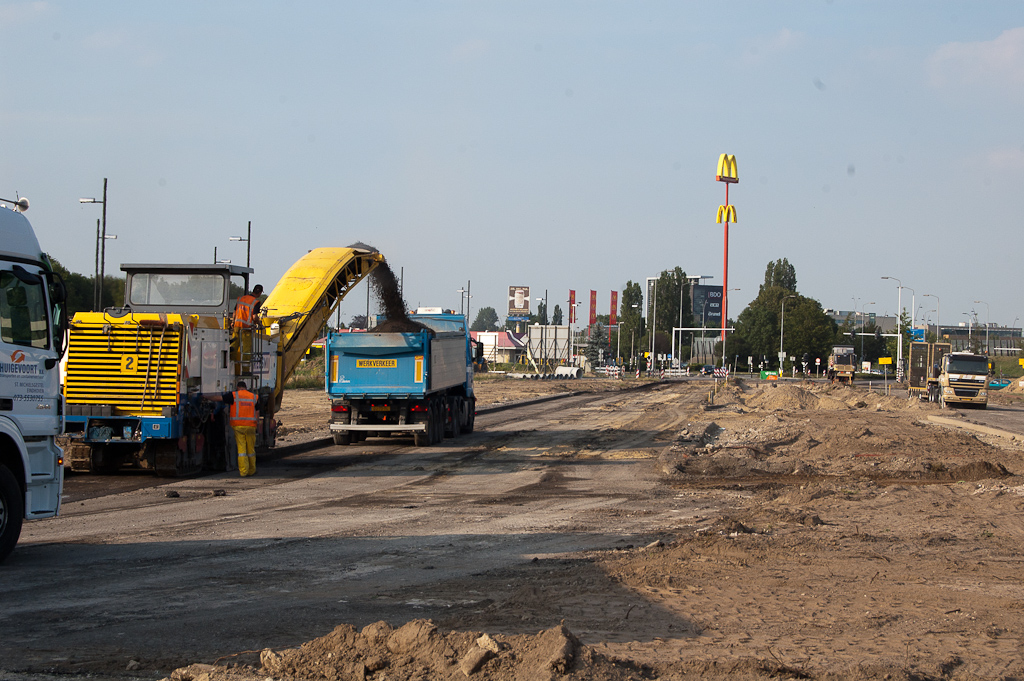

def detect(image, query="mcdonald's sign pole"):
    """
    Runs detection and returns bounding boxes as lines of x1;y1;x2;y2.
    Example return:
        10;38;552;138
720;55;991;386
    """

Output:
715;154;738;345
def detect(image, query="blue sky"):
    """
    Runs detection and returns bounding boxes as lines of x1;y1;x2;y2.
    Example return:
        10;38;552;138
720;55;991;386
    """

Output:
2;1;1023;330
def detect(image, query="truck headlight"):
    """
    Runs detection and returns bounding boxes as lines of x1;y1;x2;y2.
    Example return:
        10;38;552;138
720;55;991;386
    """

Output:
979;390;987;397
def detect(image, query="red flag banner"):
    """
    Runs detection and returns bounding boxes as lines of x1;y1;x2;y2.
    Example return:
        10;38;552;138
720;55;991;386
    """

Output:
610;291;618;326
568;290;576;324
589;290;597;325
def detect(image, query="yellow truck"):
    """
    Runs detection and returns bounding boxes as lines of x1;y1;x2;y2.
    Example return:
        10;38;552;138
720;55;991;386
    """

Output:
828;345;856;384
937;351;990;409
907;341;951;402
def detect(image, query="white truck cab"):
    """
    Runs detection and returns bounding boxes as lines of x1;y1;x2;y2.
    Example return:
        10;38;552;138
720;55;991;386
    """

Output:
0;196;67;562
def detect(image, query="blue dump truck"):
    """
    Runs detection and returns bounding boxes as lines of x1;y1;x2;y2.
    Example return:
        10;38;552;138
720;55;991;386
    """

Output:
326;308;479;446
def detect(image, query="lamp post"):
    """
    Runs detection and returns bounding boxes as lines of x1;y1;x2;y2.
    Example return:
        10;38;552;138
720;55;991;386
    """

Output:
229;221;251;269
780;294;797;372
881;276;903;374
457;288;467;316
973;300;990;353
962;312;974;349
904;286;918;331
535;289;548;372
923;293;940;341
79;178;109;311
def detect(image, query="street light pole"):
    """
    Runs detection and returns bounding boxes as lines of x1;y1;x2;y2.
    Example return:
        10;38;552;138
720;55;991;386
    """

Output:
229;221;252;270
974;300;990;353
881;276;902;375
79;178;109;311
923;293;940;341
780;295;797;371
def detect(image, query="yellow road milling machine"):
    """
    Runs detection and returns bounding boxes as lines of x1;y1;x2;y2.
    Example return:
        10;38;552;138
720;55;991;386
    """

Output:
62;247;382;475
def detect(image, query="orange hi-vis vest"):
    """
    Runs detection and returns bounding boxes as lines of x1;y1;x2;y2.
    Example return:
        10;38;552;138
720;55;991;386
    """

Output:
234;294;259;329
230;389;258;428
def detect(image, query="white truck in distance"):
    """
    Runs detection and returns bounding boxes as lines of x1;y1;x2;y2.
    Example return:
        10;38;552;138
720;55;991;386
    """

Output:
0;196;66;562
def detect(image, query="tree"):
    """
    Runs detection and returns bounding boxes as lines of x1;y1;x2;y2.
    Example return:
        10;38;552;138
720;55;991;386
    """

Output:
471;306;500;332
582;322;610;366
653;267;690;335
530;301;548;326
350;314;368;330
48;257;126;315
551;304;563;325
618;281;644;362
731;259;836;369
761;258;797;294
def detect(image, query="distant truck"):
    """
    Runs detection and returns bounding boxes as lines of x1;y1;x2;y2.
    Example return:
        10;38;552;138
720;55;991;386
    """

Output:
326;309;477;446
828;345;856;384
0;196;67;562
937;351;990;409
907;341;951;402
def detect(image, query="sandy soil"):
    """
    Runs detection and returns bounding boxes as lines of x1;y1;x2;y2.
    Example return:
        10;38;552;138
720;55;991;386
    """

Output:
166;378;1024;681
273;376;647;446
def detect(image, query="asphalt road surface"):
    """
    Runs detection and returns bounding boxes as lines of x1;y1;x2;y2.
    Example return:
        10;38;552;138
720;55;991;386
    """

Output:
2;387;690;679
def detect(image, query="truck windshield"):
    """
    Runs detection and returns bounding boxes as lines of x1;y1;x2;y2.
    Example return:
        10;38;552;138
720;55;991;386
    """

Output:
129;273;225;307
947;356;988;375
0;270;49;349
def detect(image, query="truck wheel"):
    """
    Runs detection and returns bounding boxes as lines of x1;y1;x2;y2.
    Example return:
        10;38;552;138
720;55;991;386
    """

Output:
450;398;462;438
333;432;352;446
463;398;476;433
0;464;25;564
431;400;443;444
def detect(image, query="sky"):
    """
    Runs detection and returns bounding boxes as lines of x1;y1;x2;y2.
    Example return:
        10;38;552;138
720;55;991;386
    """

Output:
2;1;1023;331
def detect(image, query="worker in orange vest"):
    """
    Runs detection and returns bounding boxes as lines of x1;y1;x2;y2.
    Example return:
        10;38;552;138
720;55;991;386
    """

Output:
205;381;260;476
232;284;263;372
233;284;263;329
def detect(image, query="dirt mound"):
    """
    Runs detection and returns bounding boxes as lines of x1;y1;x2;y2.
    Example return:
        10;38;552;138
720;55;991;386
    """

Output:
166;620;661;681
745;384;829;411
743;383;931;414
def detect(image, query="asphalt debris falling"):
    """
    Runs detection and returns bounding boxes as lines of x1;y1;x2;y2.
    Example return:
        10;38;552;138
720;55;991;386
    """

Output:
369;259;432;334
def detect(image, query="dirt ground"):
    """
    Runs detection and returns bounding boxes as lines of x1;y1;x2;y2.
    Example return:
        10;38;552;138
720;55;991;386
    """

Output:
273;375;649;446
170;377;1024;681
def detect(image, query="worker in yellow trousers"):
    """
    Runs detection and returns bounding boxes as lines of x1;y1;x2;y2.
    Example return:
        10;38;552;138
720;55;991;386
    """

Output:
205;381;260;476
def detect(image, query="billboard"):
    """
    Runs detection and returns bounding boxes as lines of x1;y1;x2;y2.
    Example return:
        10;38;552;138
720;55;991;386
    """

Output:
507;286;530;321
692;284;723;327
645;277;657;320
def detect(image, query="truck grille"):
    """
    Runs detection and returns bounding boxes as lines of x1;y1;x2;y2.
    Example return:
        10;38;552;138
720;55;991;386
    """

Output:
65;319;183;416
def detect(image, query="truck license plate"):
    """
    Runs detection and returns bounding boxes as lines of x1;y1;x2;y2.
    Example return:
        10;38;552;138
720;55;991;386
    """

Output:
371;405;391;412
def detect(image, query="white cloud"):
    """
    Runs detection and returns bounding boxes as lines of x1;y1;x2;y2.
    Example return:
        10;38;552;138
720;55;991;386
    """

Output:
929;26;1024;91
81;28;164;67
743;28;804;64
985;146;1024;171
452;39;489;62
0;1;49;25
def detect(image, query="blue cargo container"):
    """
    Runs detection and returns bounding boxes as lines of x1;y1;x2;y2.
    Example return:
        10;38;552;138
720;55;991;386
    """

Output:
325;310;478;446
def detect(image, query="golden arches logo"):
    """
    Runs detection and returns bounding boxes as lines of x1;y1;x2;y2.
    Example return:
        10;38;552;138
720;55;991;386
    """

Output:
716;204;737;223
716;154;738;183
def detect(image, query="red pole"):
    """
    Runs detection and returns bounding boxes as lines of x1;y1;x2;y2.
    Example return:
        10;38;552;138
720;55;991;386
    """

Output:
721;182;729;342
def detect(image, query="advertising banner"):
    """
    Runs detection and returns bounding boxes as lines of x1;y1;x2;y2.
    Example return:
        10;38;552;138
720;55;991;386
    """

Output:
507;286;530;321
610;291;618;326
569;289;576;324
692;284;723;327
589;290;597;325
